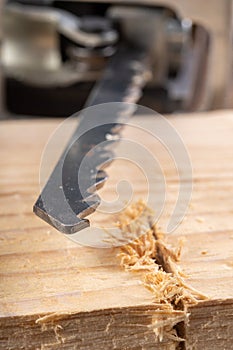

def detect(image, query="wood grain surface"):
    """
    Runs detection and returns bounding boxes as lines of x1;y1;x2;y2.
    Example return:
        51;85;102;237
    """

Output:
0;110;233;349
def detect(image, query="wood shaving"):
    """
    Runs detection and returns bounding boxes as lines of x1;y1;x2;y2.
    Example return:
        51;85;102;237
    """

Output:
118;201;207;302
117;200;208;328
196;217;205;223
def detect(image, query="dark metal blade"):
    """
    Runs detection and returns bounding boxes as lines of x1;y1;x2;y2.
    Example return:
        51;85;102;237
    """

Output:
33;46;149;234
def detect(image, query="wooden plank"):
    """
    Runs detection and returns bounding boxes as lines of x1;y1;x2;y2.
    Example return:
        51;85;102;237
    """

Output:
0;111;233;349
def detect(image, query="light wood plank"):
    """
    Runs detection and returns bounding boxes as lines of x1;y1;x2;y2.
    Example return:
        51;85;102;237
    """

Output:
0;111;233;349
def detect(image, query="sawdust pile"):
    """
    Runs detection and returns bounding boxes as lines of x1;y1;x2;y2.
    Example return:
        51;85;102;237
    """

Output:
117;200;207;306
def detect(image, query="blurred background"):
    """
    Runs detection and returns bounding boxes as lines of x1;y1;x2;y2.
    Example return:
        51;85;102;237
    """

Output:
0;0;232;119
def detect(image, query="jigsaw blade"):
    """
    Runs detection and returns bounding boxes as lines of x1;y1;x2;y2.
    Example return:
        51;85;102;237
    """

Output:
33;46;150;234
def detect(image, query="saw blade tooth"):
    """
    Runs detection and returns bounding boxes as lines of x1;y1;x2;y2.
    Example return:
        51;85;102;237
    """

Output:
94;169;108;179
105;132;121;141
79;174;108;198
109;124;124;134
77;195;101;219
84;148;114;169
